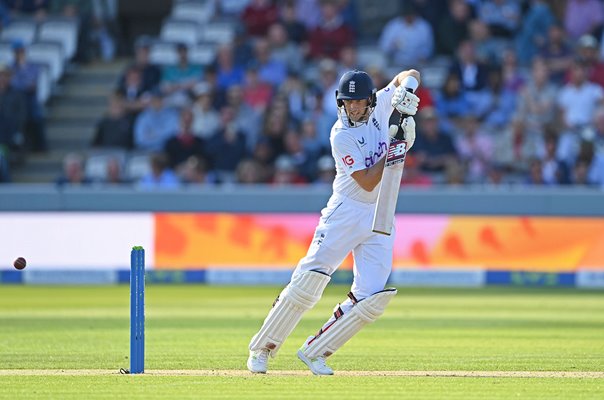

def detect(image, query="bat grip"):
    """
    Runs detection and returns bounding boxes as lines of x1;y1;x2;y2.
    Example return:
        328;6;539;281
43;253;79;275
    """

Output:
395;87;415;140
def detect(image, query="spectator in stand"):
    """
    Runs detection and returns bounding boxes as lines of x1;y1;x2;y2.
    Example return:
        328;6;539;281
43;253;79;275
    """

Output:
409;0;448;30
279;70;312;121
242;0;279;37
164;108;206;169
191;82;221;140
137;153;180;190
225;84;261;151
313;154;336;185
515;0;555;65
455;114;494;183
516;57;558;136
0;146;9;182
279;0;307;44
242;64;273;113
270;154;307;185
539;23;574;85
468;19;508;65
179;155;210;185
253;38;287;88
236;158;266;184
575;35;604;88
476;0;521;38
437;0;471;56
103;156;128;185
116;67;147;116
413;107;458;175
0;64;26;154
161;43;203;107
119;36;161;93
295;0;322;31
564;0;604;41
400;154;433;186
493;117;545;174
307;0;355;60
435;72;471;133
92;95;133;150
50;0;94;63
300;117;325;160
205;106;248;183
449;40;490;92
55;153;91;187
571;158;593;186
90;0;120;61
283;127;317;181
318;58;340;119
267;22;304;73
133;89;179;152
6;0;48;18
10;40;46;152
215;44;245;90
541;133;569;184
483;66;519;129
379;2;433;67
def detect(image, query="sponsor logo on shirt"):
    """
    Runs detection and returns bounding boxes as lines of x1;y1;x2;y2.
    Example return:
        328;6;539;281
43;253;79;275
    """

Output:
342;155;354;166
357;137;366;146
365;141;388;167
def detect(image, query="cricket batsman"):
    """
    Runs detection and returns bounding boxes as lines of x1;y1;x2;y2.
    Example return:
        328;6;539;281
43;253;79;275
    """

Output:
247;68;421;375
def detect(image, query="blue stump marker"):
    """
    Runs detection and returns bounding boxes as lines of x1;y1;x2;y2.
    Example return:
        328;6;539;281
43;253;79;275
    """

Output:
130;246;145;374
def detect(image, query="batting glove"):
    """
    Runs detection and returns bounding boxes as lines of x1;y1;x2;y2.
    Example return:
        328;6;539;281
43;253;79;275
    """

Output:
391;86;420;116
401;117;416;149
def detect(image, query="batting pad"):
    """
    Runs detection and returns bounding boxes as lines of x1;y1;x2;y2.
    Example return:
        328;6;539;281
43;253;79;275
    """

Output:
249;270;331;357
302;288;397;359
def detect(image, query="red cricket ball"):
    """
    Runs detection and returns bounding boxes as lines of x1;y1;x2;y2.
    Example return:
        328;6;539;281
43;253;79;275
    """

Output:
13;257;26;270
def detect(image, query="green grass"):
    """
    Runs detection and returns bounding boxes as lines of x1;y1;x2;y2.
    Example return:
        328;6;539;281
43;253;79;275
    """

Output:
0;285;603;399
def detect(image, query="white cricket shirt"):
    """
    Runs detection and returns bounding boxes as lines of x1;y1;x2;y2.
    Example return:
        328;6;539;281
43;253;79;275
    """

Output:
330;82;397;203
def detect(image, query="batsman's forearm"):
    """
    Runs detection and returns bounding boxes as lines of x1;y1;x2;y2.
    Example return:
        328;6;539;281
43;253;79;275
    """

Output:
392;69;421;88
352;156;386;192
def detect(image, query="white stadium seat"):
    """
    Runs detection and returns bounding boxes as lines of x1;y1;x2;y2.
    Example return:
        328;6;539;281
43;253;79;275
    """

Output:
37;18;78;60
0;43;14;65
172;1;214;24
126;154;152;181
189;44;216;66
357;46;388;70
0;20;37;45
34;63;52;104
160;19;201;47
201;22;235;44
27;41;65;82
149;41;178;66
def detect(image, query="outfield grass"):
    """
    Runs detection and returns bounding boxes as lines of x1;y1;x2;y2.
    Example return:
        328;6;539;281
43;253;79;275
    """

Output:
0;285;602;399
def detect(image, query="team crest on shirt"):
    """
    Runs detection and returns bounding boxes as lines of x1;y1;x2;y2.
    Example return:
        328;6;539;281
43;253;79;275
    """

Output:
372;117;381;131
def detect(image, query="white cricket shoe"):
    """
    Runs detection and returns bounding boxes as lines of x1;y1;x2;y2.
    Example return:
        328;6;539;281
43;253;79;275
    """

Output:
297;336;334;375
247;349;270;374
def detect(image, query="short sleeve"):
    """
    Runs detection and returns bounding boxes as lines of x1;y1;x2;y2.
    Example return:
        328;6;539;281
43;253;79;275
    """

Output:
332;131;367;176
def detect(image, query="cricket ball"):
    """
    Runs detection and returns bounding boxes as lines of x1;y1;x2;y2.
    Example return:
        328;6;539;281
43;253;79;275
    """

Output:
13;257;26;270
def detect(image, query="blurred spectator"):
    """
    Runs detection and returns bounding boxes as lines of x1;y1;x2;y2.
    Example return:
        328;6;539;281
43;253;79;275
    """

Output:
437;0;471;56
482;66;519;129
242;65;273;112
242;0;279;37
6;0;48;18
468;19;507;65
137;153;180;190
116;67;147;116
307;0;355;60
178;155;209;185
253;38;287;87
515;0;555;65
119;37;161;93
539;23;574;85
103;156;128;185
226;84;261;151
516;57;558;135
0;3;9;28
525;157;545;185
557;59;604;131
500;48;525;93
133;90;179;152
251;137;275;180
575;34;604;87
267;22;304;73
300;117;325;159
318;58;340;119
571;158;593;186
476;0;521;38
379;2;433;67
270;154;307;185
232;25;255;69
51;0;95;63
455;114;494;183
448;40;489;92
0;64;26;153
236;158;266;184
10;40;46;152
161;43;203;105
280;0;307;44
400;154;433;186
163;108;206;169
191;82;221;140
541;133;568;184
295;0;322;30
55;153;91;187
283;128;317;181
493;117;545;173
443;159;466;185
435;72;471;132
410;0;448;30
314;154;335;185
90;0;120;61
413;107;458;174
205;106;248;182
0;146;8;182
279;70;312;121
92;95;133;149
564;0;604;41
338;45;359;72
215;44;245;90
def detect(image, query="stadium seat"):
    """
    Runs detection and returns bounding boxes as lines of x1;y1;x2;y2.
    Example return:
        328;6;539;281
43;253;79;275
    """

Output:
0;20;37;45
34;63;52;104
0;42;14;65
201;22;236;45
125;153;152;181
171;1;214;24
85;150;127;181
219;0;251;15
357;46;388;70
160;19;201;47
27;41;65;83
37;18;78;61
149;41;178;66
189;44;216;66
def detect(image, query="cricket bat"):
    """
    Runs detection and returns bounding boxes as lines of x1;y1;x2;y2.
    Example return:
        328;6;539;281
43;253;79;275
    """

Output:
372;84;417;235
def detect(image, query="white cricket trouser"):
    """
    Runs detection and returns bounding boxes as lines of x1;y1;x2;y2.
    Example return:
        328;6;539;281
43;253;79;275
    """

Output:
292;193;395;300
